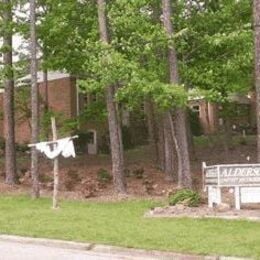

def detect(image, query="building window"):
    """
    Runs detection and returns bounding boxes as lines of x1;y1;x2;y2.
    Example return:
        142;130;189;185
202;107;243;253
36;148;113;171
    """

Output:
87;129;97;155
191;105;200;114
77;88;98;116
88;131;95;144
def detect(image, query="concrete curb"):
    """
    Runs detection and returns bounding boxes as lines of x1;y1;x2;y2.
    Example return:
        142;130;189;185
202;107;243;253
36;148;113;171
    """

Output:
0;235;250;260
0;235;93;251
92;244;203;259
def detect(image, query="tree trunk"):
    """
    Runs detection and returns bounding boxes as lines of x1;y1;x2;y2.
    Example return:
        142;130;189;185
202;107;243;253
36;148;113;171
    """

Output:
157;116;165;171
254;0;260;162
3;0;17;185
168;112;182;186
115;92;124;175
97;0;126;194
174;109;192;187
163;114;175;181
162;0;192;188
150;2;168;171
144;100;159;164
30;0;40;198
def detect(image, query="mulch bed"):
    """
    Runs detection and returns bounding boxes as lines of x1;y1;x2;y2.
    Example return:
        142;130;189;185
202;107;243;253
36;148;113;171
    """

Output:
146;204;260;222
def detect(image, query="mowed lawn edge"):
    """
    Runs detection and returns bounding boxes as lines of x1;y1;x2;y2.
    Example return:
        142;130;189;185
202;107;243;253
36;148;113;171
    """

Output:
0;195;259;258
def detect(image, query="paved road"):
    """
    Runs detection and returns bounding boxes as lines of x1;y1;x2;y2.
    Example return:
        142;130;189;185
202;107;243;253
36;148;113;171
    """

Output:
0;237;244;260
0;240;195;260
0;240;152;260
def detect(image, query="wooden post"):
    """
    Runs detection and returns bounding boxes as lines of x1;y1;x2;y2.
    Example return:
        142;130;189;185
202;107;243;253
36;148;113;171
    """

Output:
235;186;241;210
202;162;206;192
51;117;59;209
208;186;214;208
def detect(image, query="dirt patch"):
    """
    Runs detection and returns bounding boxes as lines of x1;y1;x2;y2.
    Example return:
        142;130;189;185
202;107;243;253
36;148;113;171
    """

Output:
0;150;177;201
0;139;258;202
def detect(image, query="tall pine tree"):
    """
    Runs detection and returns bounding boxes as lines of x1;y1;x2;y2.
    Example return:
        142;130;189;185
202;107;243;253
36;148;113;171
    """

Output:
30;0;40;198
3;0;17;185
254;0;260;162
97;0;126;194
162;0;192;188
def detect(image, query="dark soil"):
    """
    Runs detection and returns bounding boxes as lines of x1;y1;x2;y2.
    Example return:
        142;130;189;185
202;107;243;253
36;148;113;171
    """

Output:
147;204;260;222
0;136;258;201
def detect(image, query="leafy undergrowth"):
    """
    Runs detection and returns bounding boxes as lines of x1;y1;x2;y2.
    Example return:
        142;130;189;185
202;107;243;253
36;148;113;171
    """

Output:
169;189;200;207
0;196;259;258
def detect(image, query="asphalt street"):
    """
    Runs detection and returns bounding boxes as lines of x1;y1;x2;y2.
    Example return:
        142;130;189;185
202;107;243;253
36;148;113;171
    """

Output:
0;240;154;260
0;237;243;260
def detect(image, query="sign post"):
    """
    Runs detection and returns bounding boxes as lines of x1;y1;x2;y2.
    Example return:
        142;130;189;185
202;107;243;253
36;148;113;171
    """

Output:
235;187;241;210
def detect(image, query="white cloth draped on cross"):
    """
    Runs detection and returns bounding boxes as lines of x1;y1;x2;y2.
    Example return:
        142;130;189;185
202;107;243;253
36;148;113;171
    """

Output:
32;137;76;159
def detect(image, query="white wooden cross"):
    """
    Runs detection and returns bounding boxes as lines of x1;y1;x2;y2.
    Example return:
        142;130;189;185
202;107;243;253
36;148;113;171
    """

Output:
28;117;78;209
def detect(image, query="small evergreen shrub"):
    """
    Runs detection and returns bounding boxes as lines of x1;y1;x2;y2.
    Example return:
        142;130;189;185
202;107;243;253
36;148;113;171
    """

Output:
132;168;144;179
97;168;112;183
238;137;247;145
16;144;29;153
64;170;81;191
39;174;53;183
169;189;200;207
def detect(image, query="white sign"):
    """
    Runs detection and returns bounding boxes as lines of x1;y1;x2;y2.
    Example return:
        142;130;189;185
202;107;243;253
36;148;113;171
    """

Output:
241;187;260;203
203;162;260;210
204;164;260;187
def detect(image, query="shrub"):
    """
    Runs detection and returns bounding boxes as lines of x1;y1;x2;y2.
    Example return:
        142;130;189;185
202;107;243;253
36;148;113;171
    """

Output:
97;168;112;183
238;137;247;145
64;170;81;191
16;144;29;153
169;189;200;207
132;168;144;179
39;174;53;183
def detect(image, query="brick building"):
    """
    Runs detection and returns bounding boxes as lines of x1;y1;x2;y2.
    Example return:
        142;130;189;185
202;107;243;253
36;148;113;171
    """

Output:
189;98;218;134
0;71;77;144
188;93;255;135
0;71;256;152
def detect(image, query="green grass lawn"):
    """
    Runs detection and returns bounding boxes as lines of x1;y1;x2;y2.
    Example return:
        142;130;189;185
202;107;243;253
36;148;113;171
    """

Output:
0;196;259;258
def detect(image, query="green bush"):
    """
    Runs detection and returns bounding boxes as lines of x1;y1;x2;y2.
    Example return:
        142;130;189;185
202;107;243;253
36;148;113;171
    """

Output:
132;168;144;179
169;189;200;207
97;168;112;183
39;174;53;183
16;144;29;153
64;170;81;191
